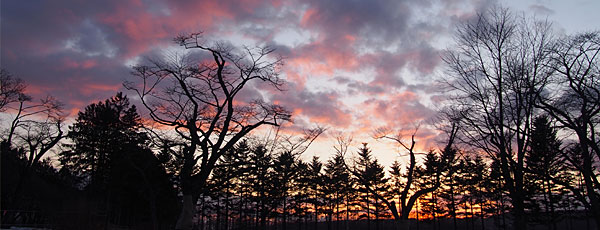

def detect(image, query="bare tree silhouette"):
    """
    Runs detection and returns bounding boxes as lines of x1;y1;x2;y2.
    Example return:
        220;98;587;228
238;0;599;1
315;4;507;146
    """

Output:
125;33;292;230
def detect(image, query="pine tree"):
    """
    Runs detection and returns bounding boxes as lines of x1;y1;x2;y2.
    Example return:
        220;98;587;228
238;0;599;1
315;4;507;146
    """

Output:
455;155;487;230
324;153;352;230
437;146;461;230
415;151;443;226
60;92;146;191
59;92;177;228
353;143;389;230
486;159;508;229
272;151;300;230
246;144;274;230
307;156;324;230
293;160;312;229
525;116;569;229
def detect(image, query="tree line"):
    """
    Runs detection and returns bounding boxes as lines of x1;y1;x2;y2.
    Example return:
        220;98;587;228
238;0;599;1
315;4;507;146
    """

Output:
1;5;599;230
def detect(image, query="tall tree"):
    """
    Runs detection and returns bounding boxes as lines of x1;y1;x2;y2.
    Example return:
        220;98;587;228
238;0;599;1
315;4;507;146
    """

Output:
272;151;299;230
60;92;177;229
536;31;600;229
125;33;292;230
353;143;375;229
60;93;145;190
307;155;324;230
436;146;462;230
292;160;312;229
323;152;351;230
415;150;445;228
442;6;554;230
333;135;357;230
525;116;569;229
0;70;66;213
351;143;390;230
457;155;488;230
247;143;275;230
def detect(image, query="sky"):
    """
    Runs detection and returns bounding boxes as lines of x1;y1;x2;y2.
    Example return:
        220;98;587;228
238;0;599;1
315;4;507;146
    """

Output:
2;0;599;167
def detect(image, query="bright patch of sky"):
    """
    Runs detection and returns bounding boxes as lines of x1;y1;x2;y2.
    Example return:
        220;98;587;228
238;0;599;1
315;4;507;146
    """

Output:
273;28;313;48
505;0;600;34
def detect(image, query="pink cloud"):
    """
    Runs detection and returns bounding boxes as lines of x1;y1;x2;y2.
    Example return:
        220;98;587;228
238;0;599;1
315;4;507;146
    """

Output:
358;91;435;129
300;8;317;27
287;39;361;76
62;58;98;70
270;84;353;129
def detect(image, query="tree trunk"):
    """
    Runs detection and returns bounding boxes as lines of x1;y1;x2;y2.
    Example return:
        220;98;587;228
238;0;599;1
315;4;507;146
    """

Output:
512;196;526;230
225;191;230;230
283;195;287;230
314;202;319;230
345;194;350;230
255;201;260;230
480;198;485;230
470;196;475;230
501;192;506;230
582;151;600;230
260;205;267;230
375;198;379;230
176;194;196;230
544;178;556;230
366;190;371;230
238;193;244;230
336;194;340;230
449;184;457;230
219;195;224;230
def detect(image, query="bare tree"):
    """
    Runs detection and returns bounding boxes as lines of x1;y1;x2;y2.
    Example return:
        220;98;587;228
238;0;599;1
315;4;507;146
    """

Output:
442;6;554;230
0;69;65;167
0;69;27;112
536;31;600;229
0;70;66;213
373;127;423;221
5;95;64;156
125;33;292;230
4;104;65;214
373;126;456;222
15;118;64;168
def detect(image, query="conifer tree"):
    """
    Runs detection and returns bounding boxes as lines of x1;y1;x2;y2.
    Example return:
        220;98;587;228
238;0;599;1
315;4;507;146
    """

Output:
272;151;299;230
60;93;177;229
526;116;570;229
324;153;350;230
307;156;324;229
415;151;443;227
353;143;389;230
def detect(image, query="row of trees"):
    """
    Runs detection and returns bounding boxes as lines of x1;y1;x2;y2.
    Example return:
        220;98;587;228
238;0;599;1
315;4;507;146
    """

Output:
0;88;588;230
186;116;587;230
441;5;600;230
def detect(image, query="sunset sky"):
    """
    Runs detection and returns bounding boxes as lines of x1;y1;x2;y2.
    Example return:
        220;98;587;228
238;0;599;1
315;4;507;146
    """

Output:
2;0;599;166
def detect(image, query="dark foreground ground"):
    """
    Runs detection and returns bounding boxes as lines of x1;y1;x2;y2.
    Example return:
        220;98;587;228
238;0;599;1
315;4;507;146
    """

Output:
215;217;596;230
2;213;596;230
